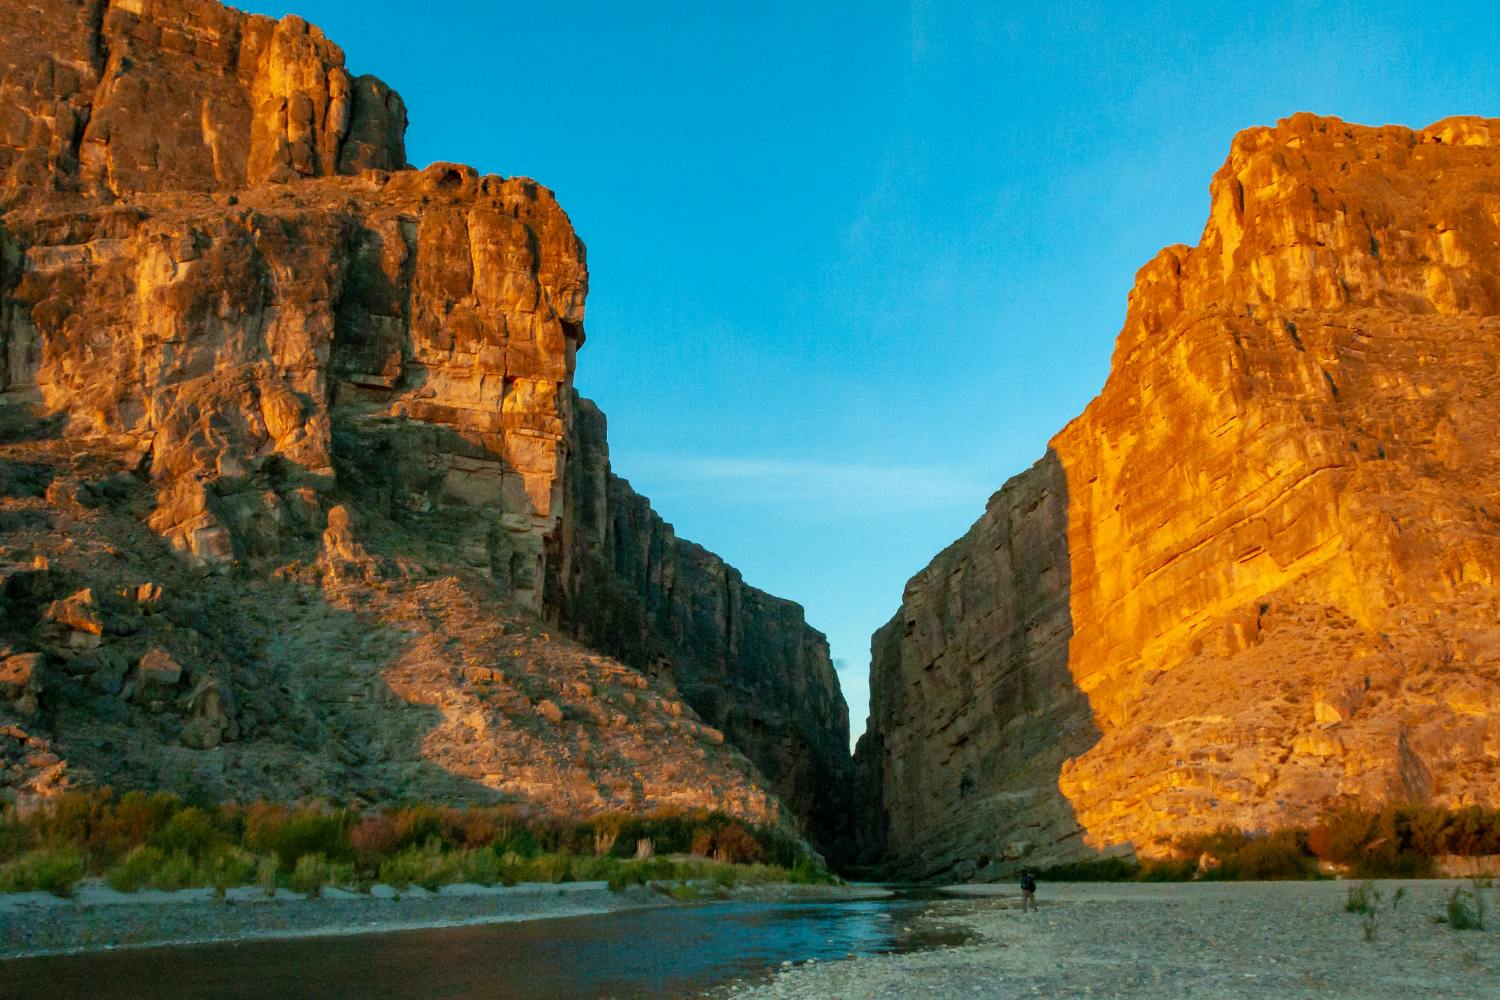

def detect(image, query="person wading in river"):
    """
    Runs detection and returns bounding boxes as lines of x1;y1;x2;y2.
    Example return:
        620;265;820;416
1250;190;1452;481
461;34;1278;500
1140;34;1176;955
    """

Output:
1019;870;1038;913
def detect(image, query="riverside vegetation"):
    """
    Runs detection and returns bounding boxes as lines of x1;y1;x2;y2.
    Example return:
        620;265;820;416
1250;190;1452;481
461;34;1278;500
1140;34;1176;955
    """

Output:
1037;806;1500;883
0;791;834;898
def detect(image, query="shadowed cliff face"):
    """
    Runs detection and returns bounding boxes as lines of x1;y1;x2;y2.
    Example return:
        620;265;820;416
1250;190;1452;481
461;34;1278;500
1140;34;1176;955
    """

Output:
853;451;1096;880
0;0;848;848
858;114;1500;877
552;398;853;854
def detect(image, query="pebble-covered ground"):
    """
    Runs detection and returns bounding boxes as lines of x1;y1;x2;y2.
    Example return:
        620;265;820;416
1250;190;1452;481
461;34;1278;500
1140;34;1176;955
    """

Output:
0;880;635;957
722;880;1500;1000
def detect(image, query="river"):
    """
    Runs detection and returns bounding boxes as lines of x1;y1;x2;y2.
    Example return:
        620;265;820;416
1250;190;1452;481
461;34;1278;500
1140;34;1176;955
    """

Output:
1;892;967;999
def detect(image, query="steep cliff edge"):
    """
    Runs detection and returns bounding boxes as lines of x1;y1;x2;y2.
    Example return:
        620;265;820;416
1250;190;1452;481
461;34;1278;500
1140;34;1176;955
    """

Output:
857;114;1500;880
0;0;848;848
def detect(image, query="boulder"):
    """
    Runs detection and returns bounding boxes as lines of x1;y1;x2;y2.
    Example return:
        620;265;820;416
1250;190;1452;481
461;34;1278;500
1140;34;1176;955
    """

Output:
135;648;184;695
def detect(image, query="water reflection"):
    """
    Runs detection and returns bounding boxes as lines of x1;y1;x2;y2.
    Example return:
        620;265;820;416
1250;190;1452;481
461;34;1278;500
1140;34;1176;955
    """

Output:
2;896;965;999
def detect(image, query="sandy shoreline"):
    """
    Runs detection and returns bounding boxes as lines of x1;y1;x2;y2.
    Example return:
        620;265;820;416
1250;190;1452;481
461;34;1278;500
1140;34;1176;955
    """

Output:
724;880;1500;999
0;880;887;959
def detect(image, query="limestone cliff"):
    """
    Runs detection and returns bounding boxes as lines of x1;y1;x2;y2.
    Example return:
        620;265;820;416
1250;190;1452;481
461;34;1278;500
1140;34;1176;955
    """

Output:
553;399;852;849
858;114;1500;880
0;0;847;848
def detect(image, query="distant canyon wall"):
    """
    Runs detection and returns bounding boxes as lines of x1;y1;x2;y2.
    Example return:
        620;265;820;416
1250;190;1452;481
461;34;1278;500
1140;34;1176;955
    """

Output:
858;114;1500;880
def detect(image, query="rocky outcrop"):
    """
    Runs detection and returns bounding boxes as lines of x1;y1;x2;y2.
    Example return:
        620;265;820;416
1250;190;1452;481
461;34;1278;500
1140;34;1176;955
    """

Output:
0;0;405;203
858;114;1500;879
0;0;846;846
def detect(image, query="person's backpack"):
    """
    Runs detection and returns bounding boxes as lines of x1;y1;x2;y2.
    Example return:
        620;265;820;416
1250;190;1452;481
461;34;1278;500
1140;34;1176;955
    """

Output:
1020;873;1037;892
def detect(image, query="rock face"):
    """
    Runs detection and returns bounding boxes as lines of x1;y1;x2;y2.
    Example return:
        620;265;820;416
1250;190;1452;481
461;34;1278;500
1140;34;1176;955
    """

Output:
0;0;847;848
554;399;852;849
858;114;1500;879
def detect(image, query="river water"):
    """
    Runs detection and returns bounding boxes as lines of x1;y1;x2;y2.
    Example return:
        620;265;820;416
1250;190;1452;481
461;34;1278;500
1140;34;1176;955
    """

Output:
2;894;966;999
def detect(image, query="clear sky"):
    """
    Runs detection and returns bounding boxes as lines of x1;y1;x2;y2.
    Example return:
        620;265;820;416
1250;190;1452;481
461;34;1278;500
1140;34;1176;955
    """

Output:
248;0;1498;746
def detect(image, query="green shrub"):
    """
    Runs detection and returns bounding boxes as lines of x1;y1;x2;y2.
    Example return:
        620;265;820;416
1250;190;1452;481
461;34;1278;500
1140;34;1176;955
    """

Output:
493;828;541;859
207;846;260;893
1136;858;1196;882
1038;857;1141;881
0;807;26;864
527;853;574;883
150;850;200;891
256;854;278;896
0;847;85;897
106;845;167;892
392;806;451;851
1445;884;1486;931
288;853;334;897
1344;881;1404;941
379;843;458;891
1211;831;1321;881
272;809;351;868
152;807;218;857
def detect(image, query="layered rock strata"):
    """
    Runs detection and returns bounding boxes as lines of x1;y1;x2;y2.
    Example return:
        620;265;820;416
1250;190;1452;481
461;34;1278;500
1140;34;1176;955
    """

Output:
858;114;1500;879
0;0;847;846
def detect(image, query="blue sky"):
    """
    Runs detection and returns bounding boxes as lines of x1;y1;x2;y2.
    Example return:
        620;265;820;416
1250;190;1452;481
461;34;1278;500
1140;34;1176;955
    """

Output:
248;1;1498;745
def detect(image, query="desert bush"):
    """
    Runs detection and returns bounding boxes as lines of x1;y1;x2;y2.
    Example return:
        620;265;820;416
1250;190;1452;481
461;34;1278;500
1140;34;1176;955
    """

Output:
494;827;541;859
788;855;823;885
711;824;763;865
392;805;451;851
0;806;25;864
379;842;460;890
450;809;502;849
635;838;654;860
151;807;218;857
1344;881;1404;941
1137;858;1196;881
150;850;200;891
207;846;260;894
256;854;278;896
271;808;351;868
1038;858;1141;882
349;814;400;874
690;827;715;858
241;802;289;856
91;791;180;865
0;846;85;896
288;853;334;897
1444;883;1486;931
527;853;575;883
1210;830;1320;881
106;845;166;892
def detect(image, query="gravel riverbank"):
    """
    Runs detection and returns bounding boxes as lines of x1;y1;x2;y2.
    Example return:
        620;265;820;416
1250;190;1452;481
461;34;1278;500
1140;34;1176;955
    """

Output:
722;880;1500;999
0;880;639;957
0;880;885;959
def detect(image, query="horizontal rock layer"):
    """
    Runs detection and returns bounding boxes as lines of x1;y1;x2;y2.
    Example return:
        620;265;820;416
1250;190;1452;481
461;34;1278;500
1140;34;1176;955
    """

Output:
858;114;1500;880
0;0;848;848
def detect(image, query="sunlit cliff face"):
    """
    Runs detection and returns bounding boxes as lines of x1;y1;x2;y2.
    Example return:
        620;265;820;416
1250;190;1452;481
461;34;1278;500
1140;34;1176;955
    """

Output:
861;115;1500;878
1053;114;1500;853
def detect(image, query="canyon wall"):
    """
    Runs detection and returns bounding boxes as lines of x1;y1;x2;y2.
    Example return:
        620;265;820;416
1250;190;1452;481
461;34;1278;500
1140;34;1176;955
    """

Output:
553;399;852;849
0;0;847;848
858;114;1500;879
